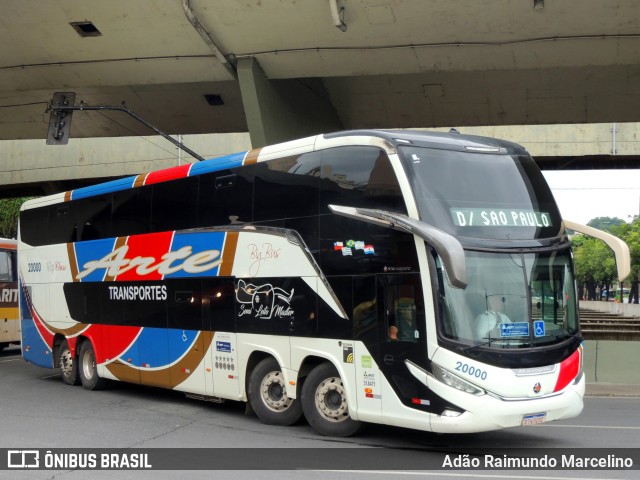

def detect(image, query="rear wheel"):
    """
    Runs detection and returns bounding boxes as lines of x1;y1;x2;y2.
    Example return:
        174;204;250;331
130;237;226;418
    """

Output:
248;357;302;426
301;362;362;437
78;341;109;390
58;339;79;386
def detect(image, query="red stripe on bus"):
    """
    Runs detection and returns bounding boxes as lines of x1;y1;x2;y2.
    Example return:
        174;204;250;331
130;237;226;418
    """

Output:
553;348;581;392
115;231;174;281
144;164;192;185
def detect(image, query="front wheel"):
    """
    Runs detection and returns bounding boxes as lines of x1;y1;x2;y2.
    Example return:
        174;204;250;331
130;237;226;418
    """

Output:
301;362;362;437
58;339;79;386
78;341;109;391
248;357;303;426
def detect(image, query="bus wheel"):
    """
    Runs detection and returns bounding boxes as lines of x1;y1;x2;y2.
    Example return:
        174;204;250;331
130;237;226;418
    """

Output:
301;362;362;437
59;339;79;386
248;357;302;426
78;341;109;391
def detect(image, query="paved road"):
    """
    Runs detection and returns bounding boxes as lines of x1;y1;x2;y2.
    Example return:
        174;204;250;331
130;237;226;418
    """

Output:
1;345;639;480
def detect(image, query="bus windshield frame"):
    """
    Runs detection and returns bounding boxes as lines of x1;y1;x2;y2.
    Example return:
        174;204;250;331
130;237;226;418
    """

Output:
434;247;580;354
398;145;563;243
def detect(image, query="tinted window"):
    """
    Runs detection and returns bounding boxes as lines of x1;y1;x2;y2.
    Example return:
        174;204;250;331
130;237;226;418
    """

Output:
253;152;321;221
320;276;353;339
76;194;112;240
20;207;49;246
400;147;562;240
285;216;320;262
203;278;236;332
199;169;254;227
49;203;77;244
153;177;199;232
167;279;202;331
320;147;405;214
112;187;152;237
320;214;419;276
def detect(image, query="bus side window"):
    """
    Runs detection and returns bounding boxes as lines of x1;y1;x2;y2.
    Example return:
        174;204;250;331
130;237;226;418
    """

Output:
204;279;236;332
19;207;49;247
76;193;112;241
49;204;77;243
152;176;199;232
385;276;424;342
320;147;405;214
199;169;254;227
0;252;10;281
253;152;321;222
112;187;152;237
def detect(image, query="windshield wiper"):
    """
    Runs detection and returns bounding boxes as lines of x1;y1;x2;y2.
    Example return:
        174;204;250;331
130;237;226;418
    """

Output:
461;338;495;355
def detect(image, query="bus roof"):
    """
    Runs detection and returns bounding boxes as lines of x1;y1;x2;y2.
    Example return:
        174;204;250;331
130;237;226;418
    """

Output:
21;129;528;211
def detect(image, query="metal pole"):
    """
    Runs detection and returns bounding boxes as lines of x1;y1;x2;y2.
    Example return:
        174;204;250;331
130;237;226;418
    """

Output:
50;103;206;162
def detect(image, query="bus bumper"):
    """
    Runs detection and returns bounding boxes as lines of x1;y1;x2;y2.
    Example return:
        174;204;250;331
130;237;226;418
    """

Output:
426;372;585;434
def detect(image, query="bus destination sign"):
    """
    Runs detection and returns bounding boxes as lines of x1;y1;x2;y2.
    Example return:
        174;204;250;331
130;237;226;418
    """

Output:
451;208;552;228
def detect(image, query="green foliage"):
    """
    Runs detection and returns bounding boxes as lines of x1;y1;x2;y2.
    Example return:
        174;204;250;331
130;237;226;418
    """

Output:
587;216;625;232
573;216;640;302
0;197;28;238
572;236;616;285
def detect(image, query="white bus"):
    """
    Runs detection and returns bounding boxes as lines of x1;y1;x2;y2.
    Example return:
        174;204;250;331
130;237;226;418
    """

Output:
18;130;630;436
0;238;19;352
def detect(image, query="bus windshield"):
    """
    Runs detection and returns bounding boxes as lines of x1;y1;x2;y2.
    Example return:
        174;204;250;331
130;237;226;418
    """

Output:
399;146;563;241
436;249;579;349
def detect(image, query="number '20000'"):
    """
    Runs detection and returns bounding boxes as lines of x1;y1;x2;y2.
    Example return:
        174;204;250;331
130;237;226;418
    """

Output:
455;361;488;380
27;262;42;272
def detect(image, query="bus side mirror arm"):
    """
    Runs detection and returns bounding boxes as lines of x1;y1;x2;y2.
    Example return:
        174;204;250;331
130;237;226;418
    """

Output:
564;220;631;282
328;204;468;289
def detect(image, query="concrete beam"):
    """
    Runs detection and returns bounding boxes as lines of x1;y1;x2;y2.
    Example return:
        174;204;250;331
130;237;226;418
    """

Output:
237;57;343;148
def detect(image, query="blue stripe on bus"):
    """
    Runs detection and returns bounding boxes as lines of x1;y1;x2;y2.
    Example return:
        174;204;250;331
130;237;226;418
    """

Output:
188;151;247;176
19;283;53;367
69;151;247;201
20;319;53;368
71;176;138;200
120;328;198;367
164;231;226;278
74;238;118;282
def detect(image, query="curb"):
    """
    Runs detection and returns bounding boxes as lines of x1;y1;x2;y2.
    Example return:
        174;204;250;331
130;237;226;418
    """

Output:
585;383;640;397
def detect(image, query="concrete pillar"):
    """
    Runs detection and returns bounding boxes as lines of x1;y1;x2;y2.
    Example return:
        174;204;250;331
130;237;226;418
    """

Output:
237;57;343;147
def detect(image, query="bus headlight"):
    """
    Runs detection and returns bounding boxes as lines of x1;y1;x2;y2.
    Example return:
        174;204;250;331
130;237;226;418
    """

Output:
431;363;485;396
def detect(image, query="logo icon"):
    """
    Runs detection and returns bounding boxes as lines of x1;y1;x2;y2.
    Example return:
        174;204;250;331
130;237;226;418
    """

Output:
343;345;354;363
8;450;40;469
533;382;542;394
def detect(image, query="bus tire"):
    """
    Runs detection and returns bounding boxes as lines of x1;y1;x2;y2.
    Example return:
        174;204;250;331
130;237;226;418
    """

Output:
248;357;302;426
301;362;362;437
59;339;79;386
78;341;109;391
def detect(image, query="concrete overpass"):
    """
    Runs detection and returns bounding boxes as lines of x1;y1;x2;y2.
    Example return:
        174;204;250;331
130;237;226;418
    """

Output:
1;0;640;149
2;122;640;198
2;1;640;196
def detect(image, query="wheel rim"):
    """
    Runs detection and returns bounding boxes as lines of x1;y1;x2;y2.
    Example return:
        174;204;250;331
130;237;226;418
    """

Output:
314;376;349;423
60;348;73;378
260;371;293;412
81;349;95;381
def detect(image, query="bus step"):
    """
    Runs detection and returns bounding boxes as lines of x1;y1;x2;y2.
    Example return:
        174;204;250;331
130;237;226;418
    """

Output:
185;393;226;404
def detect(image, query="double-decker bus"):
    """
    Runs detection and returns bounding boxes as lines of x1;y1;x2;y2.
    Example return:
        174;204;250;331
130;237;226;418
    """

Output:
0;238;19;352
18;130;630;436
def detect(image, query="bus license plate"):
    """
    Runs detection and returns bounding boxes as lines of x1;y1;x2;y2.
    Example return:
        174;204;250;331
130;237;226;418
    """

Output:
522;413;546;426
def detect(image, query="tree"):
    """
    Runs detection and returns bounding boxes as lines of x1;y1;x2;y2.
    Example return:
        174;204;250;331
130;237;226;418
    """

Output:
587;216;626;232
572;235;617;300
610;218;640;304
0;197;28;238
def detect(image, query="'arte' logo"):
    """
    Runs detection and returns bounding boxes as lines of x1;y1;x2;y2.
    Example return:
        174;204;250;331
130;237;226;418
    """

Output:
76;245;222;280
